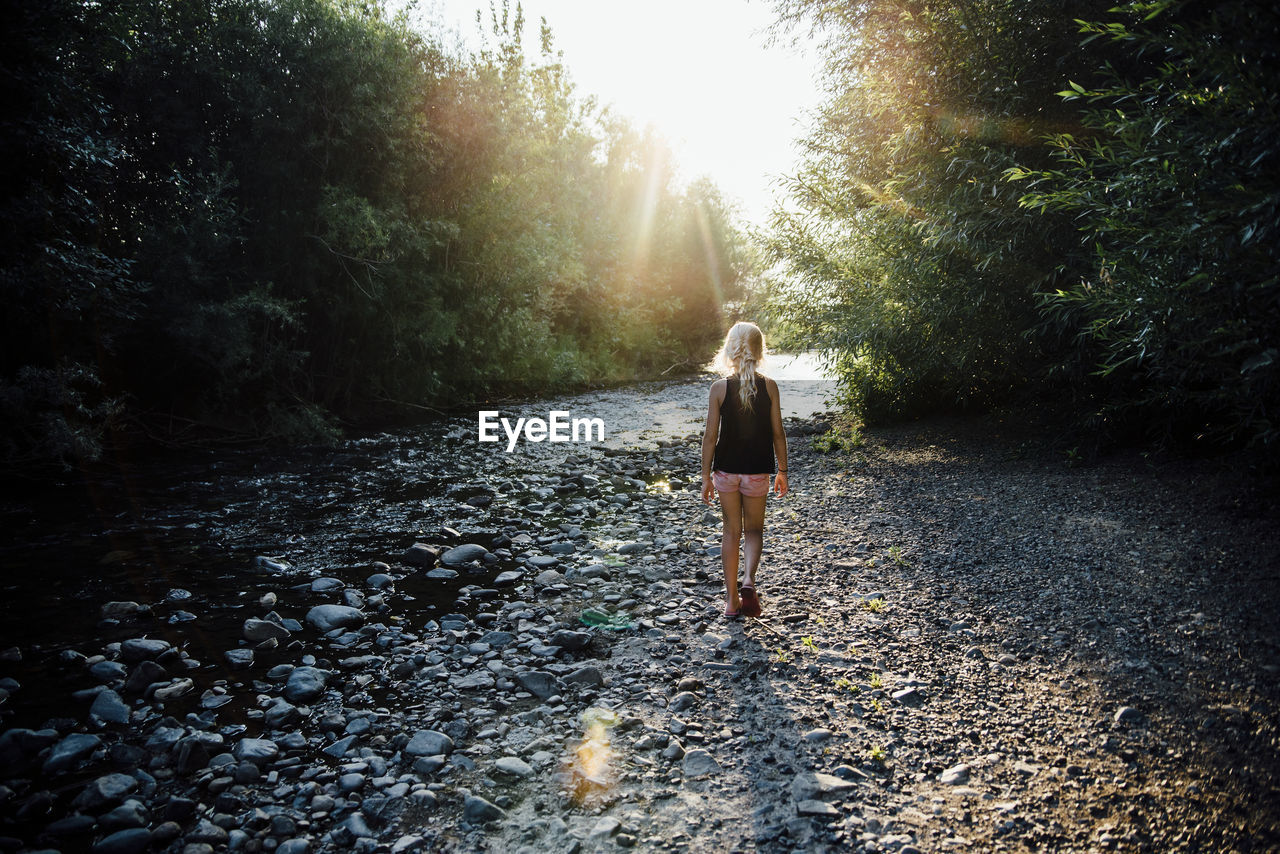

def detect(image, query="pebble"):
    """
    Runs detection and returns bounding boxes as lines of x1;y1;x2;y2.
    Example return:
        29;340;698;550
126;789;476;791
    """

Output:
405;730;454;756
305;604;365;632
441;544;488;566
796;799;840;820
462;794;506;823
494;756;535;778
681;749;722;776
89;689;131;724
284;666;328;703
939;763;971;785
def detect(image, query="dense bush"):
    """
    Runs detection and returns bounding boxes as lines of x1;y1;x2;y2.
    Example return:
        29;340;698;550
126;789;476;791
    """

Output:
0;0;749;467
1008;0;1280;450
765;0;1279;455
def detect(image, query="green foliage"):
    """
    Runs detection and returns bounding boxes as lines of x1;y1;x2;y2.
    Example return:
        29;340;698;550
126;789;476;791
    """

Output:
765;0;1109;422
812;418;864;453
1007;1;1280;451
0;0;750;467
768;0;1279;457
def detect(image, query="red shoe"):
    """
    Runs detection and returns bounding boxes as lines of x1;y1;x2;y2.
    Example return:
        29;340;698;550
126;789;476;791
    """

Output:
740;585;762;618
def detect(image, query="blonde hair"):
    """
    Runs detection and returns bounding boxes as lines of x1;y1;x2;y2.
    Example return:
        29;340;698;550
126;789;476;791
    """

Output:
713;321;766;411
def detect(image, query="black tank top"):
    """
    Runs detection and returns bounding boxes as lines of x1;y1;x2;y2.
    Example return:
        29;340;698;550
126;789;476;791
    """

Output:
713;376;776;474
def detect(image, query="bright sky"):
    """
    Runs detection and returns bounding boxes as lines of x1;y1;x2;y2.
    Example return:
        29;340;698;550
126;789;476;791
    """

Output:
396;0;823;228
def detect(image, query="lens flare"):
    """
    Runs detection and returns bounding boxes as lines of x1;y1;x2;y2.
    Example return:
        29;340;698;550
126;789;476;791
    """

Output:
569;706;620;805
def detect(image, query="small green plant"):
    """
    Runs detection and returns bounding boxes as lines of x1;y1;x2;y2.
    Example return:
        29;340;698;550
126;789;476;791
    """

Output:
1064;446;1081;467
870;698;885;715
774;647;791;663
864;597;885;613
887;546;909;567
812;420;865;454
801;635;818;653
869;672;883;689
834;677;861;694
868;744;887;763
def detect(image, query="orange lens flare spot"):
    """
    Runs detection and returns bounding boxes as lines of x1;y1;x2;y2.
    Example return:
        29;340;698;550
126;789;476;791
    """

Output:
568;707;620;806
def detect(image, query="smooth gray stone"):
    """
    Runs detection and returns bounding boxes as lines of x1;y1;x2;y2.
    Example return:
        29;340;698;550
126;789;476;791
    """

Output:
568;564;610;580
792;772;857;801
425;567;458;579
405;730;453;756
441;544;487;566
72;772;137;811
796;799;840;819
277;839;311;854
1115;706;1144;724
45;812;97;838
493;570;523;586
99;799;149;831
283;665;327;703
939;763;970;785
493;756;534;778
515;671;559;699
244;618;290;642
265;699;301;728
186;817;229;844
533;569;563;585
563;666;605;686
311;577;344;592
403;543;439;567
305;604;365;632
224;648;254;668
479;630;514;647
462;794;506;823
367;573;395;589
90;689;131;724
322;735;358;759
550;630;590;650
43;733;102;774
681;749;722;776
233;737;279;764
337;812;376;839
119;638;171;663
90;660;128;682
668;691;697;712
91;827;151;854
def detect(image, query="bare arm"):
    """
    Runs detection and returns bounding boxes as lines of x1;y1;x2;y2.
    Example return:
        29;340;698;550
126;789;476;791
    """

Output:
768;378;789;497
700;380;725;505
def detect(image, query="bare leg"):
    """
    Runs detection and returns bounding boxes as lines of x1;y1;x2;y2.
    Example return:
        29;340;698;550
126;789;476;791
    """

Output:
719;490;743;612
741;493;766;586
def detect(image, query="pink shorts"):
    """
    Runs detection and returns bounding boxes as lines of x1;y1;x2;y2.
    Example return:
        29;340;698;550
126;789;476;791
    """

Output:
712;470;771;498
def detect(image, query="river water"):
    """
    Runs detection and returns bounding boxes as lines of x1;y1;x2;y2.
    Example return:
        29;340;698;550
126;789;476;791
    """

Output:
0;354;837;729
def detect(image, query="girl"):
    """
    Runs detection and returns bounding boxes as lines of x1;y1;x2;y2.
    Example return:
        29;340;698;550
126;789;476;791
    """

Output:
700;321;788;618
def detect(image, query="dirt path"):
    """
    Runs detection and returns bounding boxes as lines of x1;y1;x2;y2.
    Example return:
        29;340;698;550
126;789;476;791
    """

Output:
494;415;1280;852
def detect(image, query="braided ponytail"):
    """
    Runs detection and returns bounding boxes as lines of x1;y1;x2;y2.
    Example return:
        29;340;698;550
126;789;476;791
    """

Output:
713;322;766;411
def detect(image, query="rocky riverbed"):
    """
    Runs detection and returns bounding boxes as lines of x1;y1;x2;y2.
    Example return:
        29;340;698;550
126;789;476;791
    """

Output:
1;374;1278;853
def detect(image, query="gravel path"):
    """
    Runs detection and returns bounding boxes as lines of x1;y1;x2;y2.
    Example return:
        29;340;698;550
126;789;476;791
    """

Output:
3;409;1276;854
491;415;1280;852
